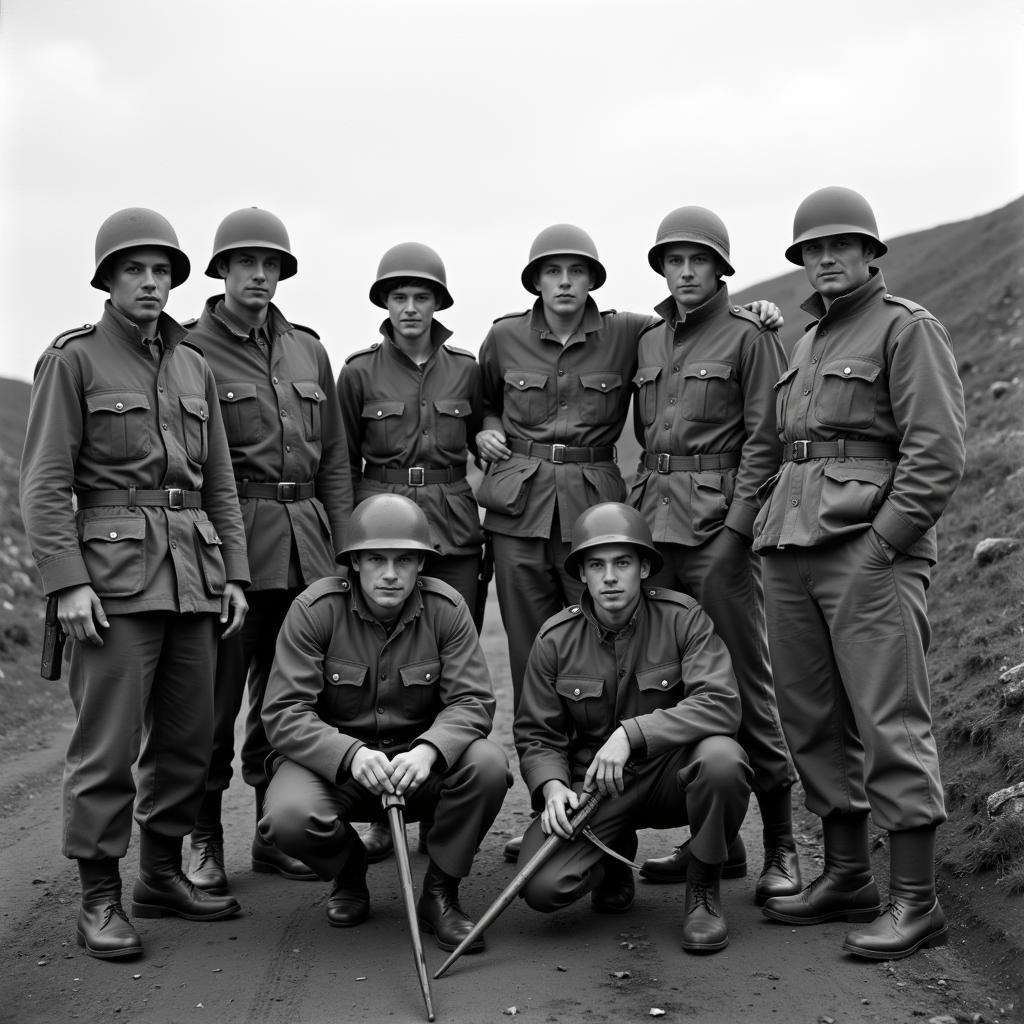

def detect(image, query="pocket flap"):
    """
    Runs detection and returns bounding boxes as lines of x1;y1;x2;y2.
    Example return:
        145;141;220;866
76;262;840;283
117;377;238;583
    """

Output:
773;366;799;391
636;662;683;693
217;382;258;403
504;370;548;391
434;398;471;418
193;519;222;545
400;659;442;687
324;658;368;686
179;394;209;420
555;675;604;701
580;372;623;393
821;359;881;384
822;462;892;486
633;366;662;387
86;391;150;415
362;400;405;420
83;518;146;543
683;361;732;382
293;380;326;403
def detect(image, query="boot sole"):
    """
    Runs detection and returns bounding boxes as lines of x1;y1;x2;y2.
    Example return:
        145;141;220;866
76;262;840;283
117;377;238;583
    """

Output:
76;929;143;960
640;861;748;885
417;916;485;954
680;935;729;955
842;926;948;961
252;859;319;881
131;900;240;921
762;903;881;925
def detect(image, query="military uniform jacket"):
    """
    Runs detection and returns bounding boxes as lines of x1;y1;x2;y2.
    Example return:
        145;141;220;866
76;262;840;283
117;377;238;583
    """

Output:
262;575;497;784
631;286;786;544
752;271;966;563
337;321;484;557
478;298;652;541
187;297;353;589
514;589;740;808
20;301;250;613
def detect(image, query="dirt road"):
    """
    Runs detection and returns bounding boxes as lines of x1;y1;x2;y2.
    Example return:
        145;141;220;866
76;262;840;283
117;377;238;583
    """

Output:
1;603;1017;1024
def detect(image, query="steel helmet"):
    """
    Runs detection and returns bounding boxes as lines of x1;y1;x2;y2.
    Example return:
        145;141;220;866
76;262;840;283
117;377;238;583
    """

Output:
370;242;453;310
648;206;735;277
564;502;663;577
785;186;887;265
205;207;298;280
340;494;434;564
91;208;190;291
521;223;607;294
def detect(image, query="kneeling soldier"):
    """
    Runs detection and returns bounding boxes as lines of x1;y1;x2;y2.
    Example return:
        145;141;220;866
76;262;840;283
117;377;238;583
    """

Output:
514;503;751;953
259;494;511;950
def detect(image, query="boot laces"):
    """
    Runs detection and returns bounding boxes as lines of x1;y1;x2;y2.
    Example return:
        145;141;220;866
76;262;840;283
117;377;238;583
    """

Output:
101;901;130;928
195;842;225;870
689;882;718;916
762;846;790;872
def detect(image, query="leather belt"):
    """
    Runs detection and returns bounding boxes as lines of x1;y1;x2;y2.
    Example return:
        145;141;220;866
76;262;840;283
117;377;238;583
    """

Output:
76;488;202;509
642;450;742;473
783;440;898;463
508;438;616;464
362;465;467;487
237;480;315;502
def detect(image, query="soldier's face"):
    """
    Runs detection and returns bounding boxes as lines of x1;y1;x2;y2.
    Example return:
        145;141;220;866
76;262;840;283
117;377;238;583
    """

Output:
386;283;438;344
578;544;649;630
106;248;172;327
533;256;594;319
219;248;281;313
351;548;425;619
801;234;874;301
661;243;720;313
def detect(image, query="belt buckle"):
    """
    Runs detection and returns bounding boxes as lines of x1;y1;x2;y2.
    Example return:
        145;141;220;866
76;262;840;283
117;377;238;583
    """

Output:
656;453;671;474
166;488;184;509
550;444;566;464
790;440;810;462
407;467;425;487
276;481;297;502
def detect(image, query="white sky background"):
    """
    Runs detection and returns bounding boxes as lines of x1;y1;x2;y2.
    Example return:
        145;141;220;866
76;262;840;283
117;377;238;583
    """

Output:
1;0;1022;384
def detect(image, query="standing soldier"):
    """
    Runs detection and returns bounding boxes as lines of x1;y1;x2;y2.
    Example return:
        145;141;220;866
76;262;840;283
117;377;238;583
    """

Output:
20;208;249;959
337;242;484;864
185;207;353;895
259;495;510;949
754;187;966;961
631;207;801;906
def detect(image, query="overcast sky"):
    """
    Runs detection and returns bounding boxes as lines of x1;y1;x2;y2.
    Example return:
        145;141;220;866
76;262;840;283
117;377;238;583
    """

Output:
2;0;1022;385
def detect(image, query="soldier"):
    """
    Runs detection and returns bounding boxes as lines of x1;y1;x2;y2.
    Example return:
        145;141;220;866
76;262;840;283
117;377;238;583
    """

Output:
336;244;485;863
630;207;801;906
754;187;966;961
184;208;353;895
258;494;511;951
20;208;249;960
514;503;751;954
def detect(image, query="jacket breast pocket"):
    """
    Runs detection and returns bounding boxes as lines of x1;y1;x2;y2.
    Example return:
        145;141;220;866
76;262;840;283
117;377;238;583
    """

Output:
217;381;263;447
814;358;881;430
400;659;442;720
504;370;549;427
818;461;893;533
293;380;326;442
179;395;210;464
324;659;369;721
361;399;406;455
80;515;147;598
632;366;662;428
434;397;471;452
579;372;623;424
681;361;737;423
193;519;226;596
773;366;799;431
555;674;605;730
636;662;683;708
84;390;152;463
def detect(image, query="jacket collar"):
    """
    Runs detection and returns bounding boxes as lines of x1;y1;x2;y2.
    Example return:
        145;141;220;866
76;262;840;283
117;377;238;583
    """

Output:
348;573;425;632
799;267;887;326
530;295;604;338
101;299;186;351
654;282;729;330
380;318;454;360
203;294;288;342
580;589;644;644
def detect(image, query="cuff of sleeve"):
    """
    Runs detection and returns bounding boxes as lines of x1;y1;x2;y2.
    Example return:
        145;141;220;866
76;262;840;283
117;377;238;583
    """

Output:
337;741;364;782
620;719;647;758
38;551;92;596
724;500;757;538
222;549;252;586
872;502;924;553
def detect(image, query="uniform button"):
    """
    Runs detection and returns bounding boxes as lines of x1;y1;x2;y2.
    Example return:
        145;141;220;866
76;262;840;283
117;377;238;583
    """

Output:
314;391;320;399
803;388;811;396
663;422;671;429
573;688;581;696
162;423;168;430
672;366;679;373
570;606;580;614
558;369;566;376
376;706;384;715
272;377;279;384
843;366;852;375
159;386;164;392
115;402;124;410
519;379;525;386
660;679;669;687
811;356;819;364
281;410;287;417
331;673;340;681
600;382;607;389
648;589;657;596
227;391;234;399
668;397;676;404
377;410;383;417
453;409;459;415
560;401;567;408
109;531;118;539
425;672;432;680
617;669;625;678
285;445;291;452
791;499;800;506
699;369;707;377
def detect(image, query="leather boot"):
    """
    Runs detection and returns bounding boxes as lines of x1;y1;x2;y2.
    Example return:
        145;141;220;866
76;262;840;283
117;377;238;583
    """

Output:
680;858;728;954
843;826;948;960
754;786;803;905
326;841;370;927
188;832;228;894
76;859;142;960
417;861;483;953
133;831;241;921
591;831;637;914
360;820;395;864
640;834;747;884
762;813;880;925
252;785;318;879
502;834;523;863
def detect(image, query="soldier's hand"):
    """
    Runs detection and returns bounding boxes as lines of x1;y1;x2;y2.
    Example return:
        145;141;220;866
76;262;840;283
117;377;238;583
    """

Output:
475;429;511;462
744;300;784;329
351;747;396;795
540;781;580;839
585;727;631;797
57;584;108;645
219;583;248;638
389;744;438;796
